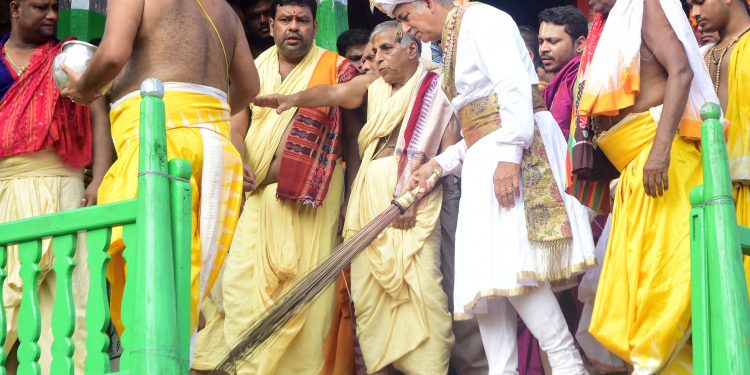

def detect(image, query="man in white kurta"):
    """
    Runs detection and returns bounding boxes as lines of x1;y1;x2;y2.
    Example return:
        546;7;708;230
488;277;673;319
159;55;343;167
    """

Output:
374;1;594;374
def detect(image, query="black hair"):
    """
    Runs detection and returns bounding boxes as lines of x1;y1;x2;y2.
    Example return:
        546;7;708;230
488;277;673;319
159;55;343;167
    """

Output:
538;5;589;41
270;0;317;20
518;25;543;69
336;28;371;55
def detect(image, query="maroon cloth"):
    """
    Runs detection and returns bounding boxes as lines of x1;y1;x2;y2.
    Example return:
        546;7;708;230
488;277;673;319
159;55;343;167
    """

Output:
543;55;580;140
518;317;544;375
276;55;358;206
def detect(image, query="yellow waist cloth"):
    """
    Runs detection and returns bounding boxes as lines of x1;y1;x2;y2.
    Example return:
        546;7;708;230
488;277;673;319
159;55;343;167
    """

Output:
220;162;344;375
0;149;81;179
590;109;702;373
110;82;231;150
100;83;243;334
348;156;453;373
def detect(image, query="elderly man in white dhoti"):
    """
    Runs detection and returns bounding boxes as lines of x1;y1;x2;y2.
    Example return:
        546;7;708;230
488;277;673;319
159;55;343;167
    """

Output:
369;0;596;374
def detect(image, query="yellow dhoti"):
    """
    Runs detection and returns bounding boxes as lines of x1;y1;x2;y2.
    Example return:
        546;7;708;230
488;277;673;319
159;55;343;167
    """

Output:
726;35;750;301
0;150;88;373
219;162;343;374
590;108;702;373
349;156;453;374
737;184;750;301
98;83;243;334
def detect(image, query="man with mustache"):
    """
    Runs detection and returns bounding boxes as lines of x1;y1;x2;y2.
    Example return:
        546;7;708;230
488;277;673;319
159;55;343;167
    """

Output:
256;21;461;374
371;0;598;374
690;0;750;302
538;5;587;139
195;0;359;373
0;0;111;371
574;0;721;372
243;0;275;57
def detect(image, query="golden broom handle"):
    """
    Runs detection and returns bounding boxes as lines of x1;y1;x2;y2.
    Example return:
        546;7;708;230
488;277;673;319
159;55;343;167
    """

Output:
392;169;443;213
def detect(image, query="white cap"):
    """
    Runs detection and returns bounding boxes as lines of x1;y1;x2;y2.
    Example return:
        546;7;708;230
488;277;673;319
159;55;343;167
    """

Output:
372;0;413;17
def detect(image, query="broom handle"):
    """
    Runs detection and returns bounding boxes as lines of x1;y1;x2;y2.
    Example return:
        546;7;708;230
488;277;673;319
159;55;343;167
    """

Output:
392;169;443;213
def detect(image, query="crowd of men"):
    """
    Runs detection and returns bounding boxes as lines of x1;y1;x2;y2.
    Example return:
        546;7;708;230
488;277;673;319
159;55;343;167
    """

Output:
1;0;748;374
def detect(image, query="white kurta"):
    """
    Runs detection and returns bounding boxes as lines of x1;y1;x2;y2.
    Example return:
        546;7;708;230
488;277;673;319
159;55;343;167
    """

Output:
433;4;595;318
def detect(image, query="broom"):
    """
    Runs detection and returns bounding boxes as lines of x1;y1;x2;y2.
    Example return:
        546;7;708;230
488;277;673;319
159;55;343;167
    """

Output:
211;170;442;374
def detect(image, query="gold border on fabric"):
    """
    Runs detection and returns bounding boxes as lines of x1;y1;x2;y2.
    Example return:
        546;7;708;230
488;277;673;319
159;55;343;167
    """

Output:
454;286;540;320
516;257;598;282
453;257;597;321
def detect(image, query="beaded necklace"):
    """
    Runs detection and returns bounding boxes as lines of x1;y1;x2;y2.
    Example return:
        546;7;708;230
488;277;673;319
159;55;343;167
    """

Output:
705;25;750;93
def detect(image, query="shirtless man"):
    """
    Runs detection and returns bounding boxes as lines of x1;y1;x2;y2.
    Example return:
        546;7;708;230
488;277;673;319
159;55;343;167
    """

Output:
195;1;360;373
60;0;260;344
581;0;720;372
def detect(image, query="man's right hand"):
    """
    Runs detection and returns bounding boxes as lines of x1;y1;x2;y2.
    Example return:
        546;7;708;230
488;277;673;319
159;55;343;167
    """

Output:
253;94;294;114
493;161;521;209
407;160;443;200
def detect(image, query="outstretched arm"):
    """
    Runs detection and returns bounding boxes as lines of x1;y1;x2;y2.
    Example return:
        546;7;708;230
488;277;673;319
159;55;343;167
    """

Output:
641;0;693;197
254;74;376;112
63;0;144;103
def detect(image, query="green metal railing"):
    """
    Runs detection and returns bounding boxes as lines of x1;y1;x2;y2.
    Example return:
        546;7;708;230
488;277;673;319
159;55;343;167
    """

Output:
0;79;192;374
689;102;750;375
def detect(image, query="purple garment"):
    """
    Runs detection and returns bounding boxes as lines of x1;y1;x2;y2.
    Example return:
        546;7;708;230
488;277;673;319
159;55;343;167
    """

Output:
517;317;544;375
542;55;580;140
0;34;15;101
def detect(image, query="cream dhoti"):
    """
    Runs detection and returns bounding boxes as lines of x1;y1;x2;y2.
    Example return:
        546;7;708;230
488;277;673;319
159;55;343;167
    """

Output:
0;150;89;373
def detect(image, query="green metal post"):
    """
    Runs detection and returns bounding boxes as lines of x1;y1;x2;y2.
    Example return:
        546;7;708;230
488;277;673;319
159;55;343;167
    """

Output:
58;0;107;43
690;185;710;374
692;103;750;374
126;78;180;373
315;0;348;51
169;159;193;374
0;246;7;375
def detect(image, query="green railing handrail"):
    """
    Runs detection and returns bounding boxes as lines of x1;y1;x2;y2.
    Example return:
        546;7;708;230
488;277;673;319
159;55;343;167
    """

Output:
689;102;750;375
0;78;192;374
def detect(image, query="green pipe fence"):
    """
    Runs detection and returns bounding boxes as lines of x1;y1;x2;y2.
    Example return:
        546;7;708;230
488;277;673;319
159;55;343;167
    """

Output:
689;102;750;375
0;78;192;374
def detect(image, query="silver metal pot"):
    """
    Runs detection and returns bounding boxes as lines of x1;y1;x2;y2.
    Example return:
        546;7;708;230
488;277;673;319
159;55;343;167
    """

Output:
52;40;113;94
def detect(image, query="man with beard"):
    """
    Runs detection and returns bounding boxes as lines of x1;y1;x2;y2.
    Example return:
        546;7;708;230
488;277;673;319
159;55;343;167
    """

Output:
574;0;720;372
0;0;111;371
244;0;274;57
538;5;587;139
690;0;750;302
194;0;359;373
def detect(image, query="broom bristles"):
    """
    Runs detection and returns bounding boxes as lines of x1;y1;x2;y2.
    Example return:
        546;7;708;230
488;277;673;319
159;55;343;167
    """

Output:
212;205;402;374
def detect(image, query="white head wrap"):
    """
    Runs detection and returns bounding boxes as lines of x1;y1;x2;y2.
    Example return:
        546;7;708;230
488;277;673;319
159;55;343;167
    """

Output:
371;0;413;17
